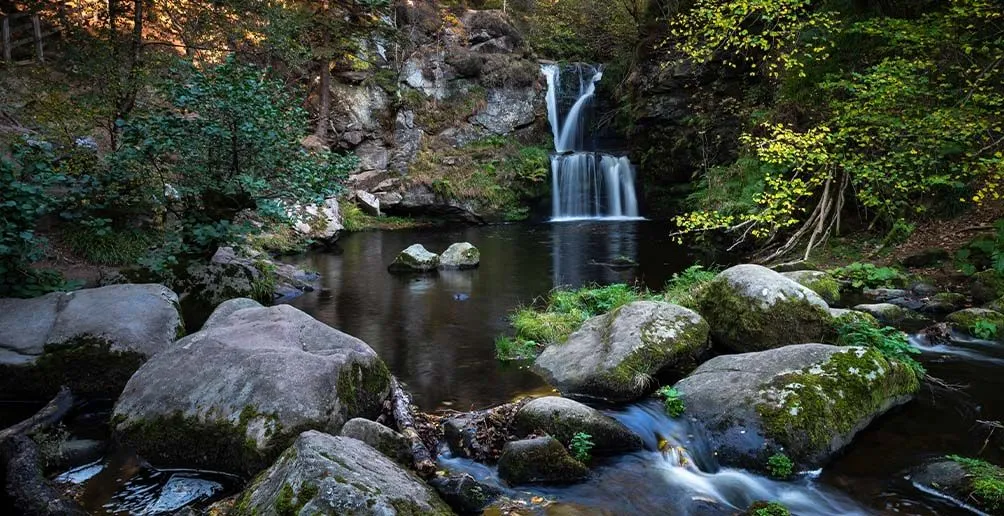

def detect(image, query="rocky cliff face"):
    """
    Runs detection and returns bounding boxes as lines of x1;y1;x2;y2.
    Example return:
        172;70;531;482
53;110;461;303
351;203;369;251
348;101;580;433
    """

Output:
320;3;550;222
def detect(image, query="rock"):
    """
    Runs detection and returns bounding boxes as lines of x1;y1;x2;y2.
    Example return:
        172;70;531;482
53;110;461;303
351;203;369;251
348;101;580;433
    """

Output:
971;270;1004;305
513;397;641;455
387;244;440;273
232;431;451;515
829;308;880;327
985;297;1004;313
438;242;480;270
202;298;263;330
339;418;411;465
390;110;424;174
910;457;1004;514
885;296;927;311
356;140;390;172
910;282;939;297
946;308;1004;340
300;134;327;153
497;437;589;485
921;292;967;314
852;303;925;325
112;304;391;475
533;301;710;402
862;288;912;302
471;88;539;135
0;284;182;399
780;270;841;305
696;264;832;353
290;197;343;242
205;247;317;302
675;344;919;471
901;248;950;268
354;190;381;216
53;439;107;471
429;473;502;514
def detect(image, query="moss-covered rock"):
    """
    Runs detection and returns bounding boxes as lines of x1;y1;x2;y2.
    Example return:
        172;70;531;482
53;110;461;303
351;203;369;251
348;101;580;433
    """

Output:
513;396;642;454
340;418;411;465
533;301;710;402
946;308;1004;340
497;436;589;485
829;308;880;328
781;270;841;306
912;456;1004;514
696;264;833;353
675;344;919;472
429;473;502;514
971;270;1004;305
852;303;926;325
387;244;440;273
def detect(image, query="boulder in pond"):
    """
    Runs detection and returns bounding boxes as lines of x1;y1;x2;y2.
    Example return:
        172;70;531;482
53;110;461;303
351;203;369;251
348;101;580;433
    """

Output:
339;418;411;465
387;244;440;273
852;303;925;325
675;343;919;472
781;270;841;306
513;397;642;454
910;456;1004;514
497;437;589;485
696;264;832;353
533;301;710;402
946;308;1004;340
112;303;391;475
0;284;182;399
232;431;451;515
438;242;481;270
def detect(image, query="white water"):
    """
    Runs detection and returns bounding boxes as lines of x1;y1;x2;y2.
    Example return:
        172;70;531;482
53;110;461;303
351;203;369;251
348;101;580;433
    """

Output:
543;63;642;221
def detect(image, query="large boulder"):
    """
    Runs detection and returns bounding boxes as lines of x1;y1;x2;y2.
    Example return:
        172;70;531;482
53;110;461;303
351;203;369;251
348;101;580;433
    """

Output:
675;344;919;472
233;431;451;516
780;270;841;306
497;437;589;485
387;244;440;273
438;242;480;270
513;397;642;455
946;308;1004;340
290;197;343;243
0;284;182;399
112;303;391;475
339;418;411;465
696;264;833;352
533;301;710;402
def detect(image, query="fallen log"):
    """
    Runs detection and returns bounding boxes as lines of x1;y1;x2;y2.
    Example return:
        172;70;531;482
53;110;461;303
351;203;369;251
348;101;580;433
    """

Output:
389;377;437;478
0;386;74;443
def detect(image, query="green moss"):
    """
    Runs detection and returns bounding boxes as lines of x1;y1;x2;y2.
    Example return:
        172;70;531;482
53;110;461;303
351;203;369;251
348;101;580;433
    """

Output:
803;276;841;305
698;278;834;352
336;360;391;419
932;292;967;306
754;347;919;466
947;455;1004;511
946;309;1004;340
388;497;454;516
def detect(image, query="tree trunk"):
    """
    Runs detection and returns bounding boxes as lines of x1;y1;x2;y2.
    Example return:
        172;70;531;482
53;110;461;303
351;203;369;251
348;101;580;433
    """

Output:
389;378;437;478
315;57;331;141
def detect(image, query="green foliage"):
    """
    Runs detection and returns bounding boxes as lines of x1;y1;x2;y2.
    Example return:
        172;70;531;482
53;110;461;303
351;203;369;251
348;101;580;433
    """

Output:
971;320;999;341
750;501;792;516
655;386;685;417
663;265;718;308
829;263;905;289
956;219;1004;276
947;455;1004;511
766;453;794;479
569;432;595;463
62;224;156;265
494;335;540;361
836;320;925;377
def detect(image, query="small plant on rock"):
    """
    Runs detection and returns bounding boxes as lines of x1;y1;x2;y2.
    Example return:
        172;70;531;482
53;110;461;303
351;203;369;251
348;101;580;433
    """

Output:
663;265;718;309
749;501;791;516
836;320;925;378
570;432;595;463
766;453;794;479
655;386;686;417
971;320;999;340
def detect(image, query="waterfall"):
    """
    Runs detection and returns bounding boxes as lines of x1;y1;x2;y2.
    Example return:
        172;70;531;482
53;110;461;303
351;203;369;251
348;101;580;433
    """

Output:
542;63;641;221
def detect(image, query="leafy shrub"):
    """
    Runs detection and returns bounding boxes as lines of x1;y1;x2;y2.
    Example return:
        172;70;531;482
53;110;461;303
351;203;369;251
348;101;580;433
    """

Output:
836;320;924;377
750;501;791;516
62;223;156;265
766;453;794;479
663;265;718;309
956;219;1004;276
971;320;999;341
655;386;685;417
569;432;595;463
830;263;906;289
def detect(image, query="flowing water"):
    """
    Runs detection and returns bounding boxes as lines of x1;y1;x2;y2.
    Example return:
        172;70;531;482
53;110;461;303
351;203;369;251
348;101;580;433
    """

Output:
543;63;641;221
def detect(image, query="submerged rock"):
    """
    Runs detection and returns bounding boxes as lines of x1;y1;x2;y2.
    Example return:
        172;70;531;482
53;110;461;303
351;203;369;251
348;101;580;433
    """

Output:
0;284;182;399
233;431;451;515
513;396;642;454
438;242;481;270
696;264;832;353
388;244;440;273
339;418;411;465
112;303;391;475
675;344;919;472
781;270;841;306
533;301;710;402
497;437;589;485
429;473;502;514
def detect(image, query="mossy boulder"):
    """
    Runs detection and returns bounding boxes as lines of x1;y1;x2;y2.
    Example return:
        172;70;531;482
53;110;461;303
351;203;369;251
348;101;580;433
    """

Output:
675;344;919;472
971;270;1004;304
233;431;452;515
852;303;926;325
921;292;967;314
829;308;880;328
387;244;440;273
781;270;841;305
340;418;411;465
438;242;480;270
112;304;391;476
497;437;589;485
513;396;642;455
533;301;710;402
0;284;182;400
911;457;1004;514
985;297;1004;313
946;308;1004;340
696;264;832;353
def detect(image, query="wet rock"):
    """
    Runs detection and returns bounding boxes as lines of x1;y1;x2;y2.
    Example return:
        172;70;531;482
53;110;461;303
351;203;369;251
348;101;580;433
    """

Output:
971;270;1004;304
439;242;481;270
901;248;950;268
921;292;967;314
910;282;939;297
513;397;642;454
0;284;182;399
853;303;926;325
862;288;911;302
885;296;927;311
946;308;1004;340
429;473;502;514
780;270;841;305
340;418;411;465
675;344;919;472
829;308;880;327
533;301;710;402
233;431;451;515
497;437;589;485
53;439;106;471
911;457;1004;514
695;264;832;353
388;244;440;273
354;190;381;216
112;304;391;475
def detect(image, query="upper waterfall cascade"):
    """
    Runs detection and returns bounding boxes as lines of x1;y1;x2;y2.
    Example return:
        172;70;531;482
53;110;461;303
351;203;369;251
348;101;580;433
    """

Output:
543;63;641;221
